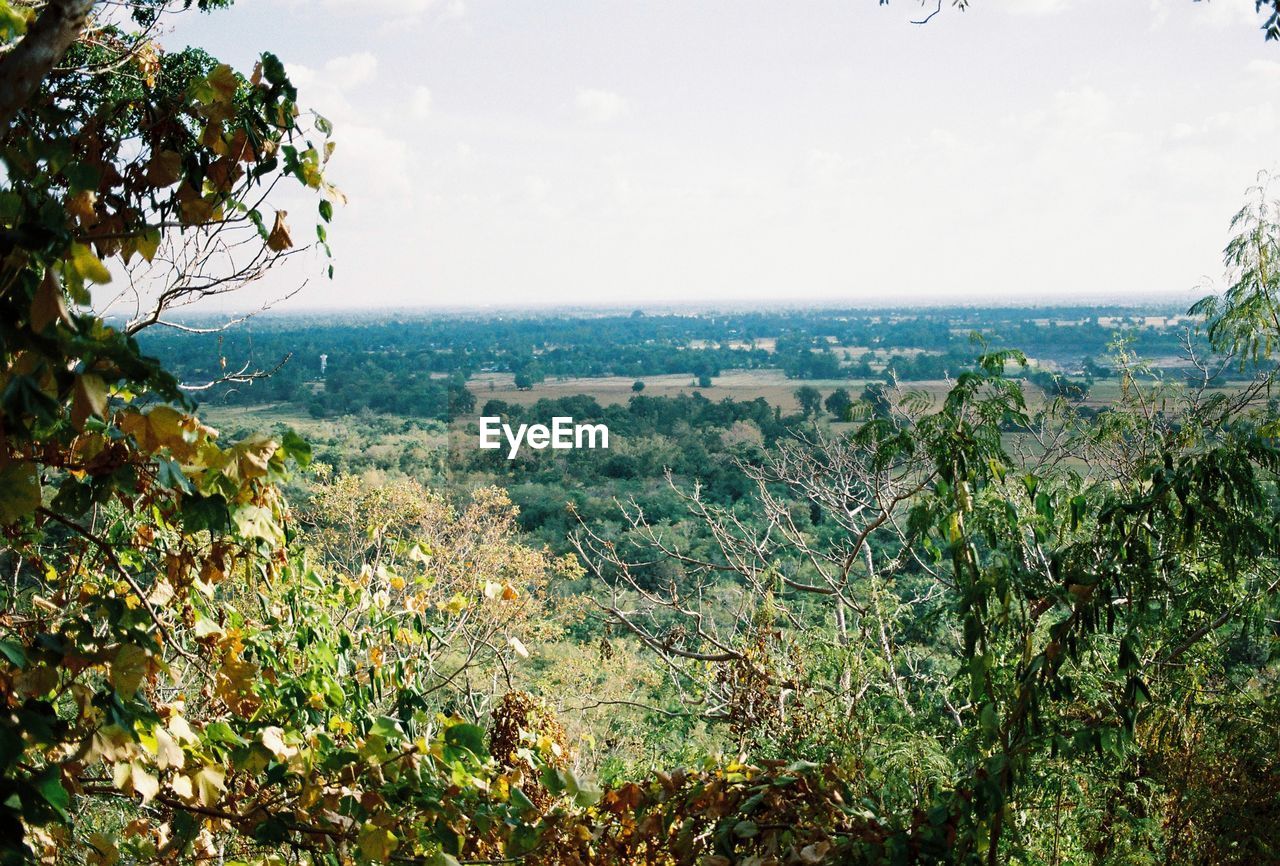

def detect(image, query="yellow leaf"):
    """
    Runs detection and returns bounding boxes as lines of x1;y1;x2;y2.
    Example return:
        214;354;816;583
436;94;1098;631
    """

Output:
260;726;297;761
109;644;149;698
66;189;97;223
207;64;239;102
117;761;159;804
178;190;217;226
167;714;199;744
171;773;193;800
266;210;293;251
69;243;111;285
71;373;108;431
799;841;832;864
153;725;184;770
146;579;174;607
357;823;398;862
83;725;135;764
215;645;261;717
86;833;119;866
201;120;228;156
192;765;225;807
229;433;277;480
136;229;160;263
31;269;70;332
120;405;207;462
146;150;183;187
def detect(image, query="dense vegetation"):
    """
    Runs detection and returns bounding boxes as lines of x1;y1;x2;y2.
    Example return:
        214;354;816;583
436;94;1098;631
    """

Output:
3;3;1280;866
136;306;1239;420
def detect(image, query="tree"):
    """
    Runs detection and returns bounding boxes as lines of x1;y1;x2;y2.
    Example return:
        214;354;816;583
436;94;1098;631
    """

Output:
513;361;543;391
794;384;823;416
697;372;713;388
632;379;645;393
573;185;1280;863
0;3;364;862
0;8;596;859
824;386;854;420
861;381;893;418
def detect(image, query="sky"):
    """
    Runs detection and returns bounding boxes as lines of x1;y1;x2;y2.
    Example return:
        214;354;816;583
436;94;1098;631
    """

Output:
165;0;1280;311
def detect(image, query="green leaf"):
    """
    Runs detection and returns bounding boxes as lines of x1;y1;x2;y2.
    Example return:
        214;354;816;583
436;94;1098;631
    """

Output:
204;722;247;747
0;462;40;524
0;190;20;221
0;2;29;43
968;654;986;704
370;716;402;739
574;783;602;807
64;162;101;193
980;702;999;737
509;786;536;814
0;639;26;669
32;766;69;819
281;429;312;468
136;228;161;263
50;478;93;517
444;723;486;758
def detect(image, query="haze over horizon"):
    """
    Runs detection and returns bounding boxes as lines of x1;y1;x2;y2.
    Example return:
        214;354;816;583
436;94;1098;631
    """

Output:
154;293;1207;323
158;0;1280;313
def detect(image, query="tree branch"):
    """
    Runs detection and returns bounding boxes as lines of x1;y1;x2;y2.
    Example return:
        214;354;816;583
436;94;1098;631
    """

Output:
0;0;97;134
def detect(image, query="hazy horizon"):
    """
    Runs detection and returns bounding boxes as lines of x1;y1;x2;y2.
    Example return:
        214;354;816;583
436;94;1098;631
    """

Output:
143;292;1206;324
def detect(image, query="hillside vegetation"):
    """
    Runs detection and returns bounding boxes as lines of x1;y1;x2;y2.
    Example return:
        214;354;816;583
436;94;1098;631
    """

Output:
3;3;1280;866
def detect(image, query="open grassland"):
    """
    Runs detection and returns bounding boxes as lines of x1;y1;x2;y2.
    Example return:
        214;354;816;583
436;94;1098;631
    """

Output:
470;368;1251;417
469;370;893;414
200;403;451;464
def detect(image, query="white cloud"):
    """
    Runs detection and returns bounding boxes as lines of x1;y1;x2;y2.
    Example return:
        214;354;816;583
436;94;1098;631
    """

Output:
330;123;412;201
805;148;853;184
575;88;630;123
1053;86;1114;128
286;53;379;121
523;175;552;200
324;53;379;90
1150;0;1260;29
319;0;435;13
992;0;1075;16
1249;58;1280;81
410;86;433;119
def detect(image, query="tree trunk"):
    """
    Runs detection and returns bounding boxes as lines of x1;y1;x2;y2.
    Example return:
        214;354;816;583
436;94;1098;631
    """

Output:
0;0;96;134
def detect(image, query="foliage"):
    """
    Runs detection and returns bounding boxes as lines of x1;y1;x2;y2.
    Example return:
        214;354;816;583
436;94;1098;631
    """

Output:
0;1;335;861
